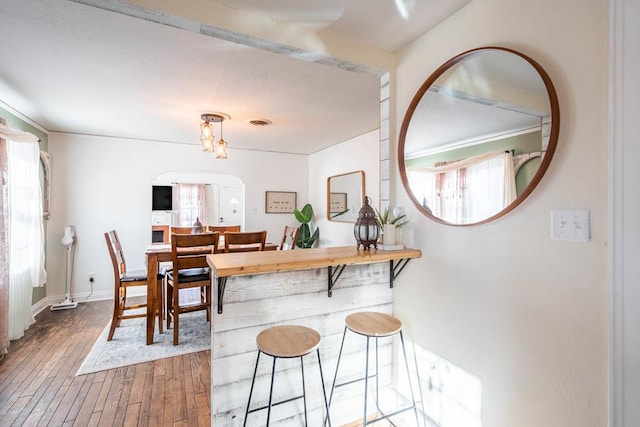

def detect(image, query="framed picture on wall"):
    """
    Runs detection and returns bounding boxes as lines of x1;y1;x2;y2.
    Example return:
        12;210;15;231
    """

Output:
265;191;297;213
329;192;347;213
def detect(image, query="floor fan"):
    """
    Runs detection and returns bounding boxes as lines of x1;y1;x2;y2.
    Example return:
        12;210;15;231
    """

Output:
51;225;78;311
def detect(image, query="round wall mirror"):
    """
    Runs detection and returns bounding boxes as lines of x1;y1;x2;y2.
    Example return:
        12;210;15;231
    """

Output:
398;47;560;226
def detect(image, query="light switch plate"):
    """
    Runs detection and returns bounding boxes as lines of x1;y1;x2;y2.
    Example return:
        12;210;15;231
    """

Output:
551;209;590;241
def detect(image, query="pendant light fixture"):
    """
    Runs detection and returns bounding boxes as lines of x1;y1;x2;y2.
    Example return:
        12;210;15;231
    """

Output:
200;113;229;159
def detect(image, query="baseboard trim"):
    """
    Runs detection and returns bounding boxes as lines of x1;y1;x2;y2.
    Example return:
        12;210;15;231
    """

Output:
34;287;148;313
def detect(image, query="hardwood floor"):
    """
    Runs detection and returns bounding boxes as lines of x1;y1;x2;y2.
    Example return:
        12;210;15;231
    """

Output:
0;299;211;426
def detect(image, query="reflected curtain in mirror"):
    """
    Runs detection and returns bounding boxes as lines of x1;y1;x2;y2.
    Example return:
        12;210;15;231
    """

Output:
176;183;207;227
407;151;516;224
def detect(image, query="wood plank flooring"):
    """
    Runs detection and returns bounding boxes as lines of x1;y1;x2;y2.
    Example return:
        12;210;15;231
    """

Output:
0;299;211;426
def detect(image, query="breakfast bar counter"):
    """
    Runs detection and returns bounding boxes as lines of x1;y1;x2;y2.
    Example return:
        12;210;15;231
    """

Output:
208;246;422;277
206;246;421;425
208;246;422;313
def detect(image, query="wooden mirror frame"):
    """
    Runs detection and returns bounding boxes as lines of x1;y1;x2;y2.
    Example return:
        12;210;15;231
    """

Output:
398;46;560;226
326;170;365;222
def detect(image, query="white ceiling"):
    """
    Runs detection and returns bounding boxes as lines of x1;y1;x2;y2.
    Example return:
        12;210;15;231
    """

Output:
0;0;471;155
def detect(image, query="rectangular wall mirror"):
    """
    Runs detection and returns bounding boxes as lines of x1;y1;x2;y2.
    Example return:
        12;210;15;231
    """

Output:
327;170;365;222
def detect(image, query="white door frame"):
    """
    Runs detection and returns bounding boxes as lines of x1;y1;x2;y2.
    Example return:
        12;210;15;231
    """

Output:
610;0;640;425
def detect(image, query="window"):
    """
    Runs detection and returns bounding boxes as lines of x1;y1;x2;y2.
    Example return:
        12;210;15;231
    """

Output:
175;183;207;227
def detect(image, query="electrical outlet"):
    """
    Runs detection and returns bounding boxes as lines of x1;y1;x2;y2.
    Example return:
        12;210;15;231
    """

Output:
89;272;95;282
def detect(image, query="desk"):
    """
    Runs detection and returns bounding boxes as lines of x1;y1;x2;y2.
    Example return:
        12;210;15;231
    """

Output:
144;242;278;345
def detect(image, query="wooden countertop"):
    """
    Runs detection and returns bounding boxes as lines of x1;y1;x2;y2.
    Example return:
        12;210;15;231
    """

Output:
207;246;422;278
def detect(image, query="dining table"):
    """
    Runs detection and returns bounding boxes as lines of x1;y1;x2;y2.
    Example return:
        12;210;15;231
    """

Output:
144;240;278;344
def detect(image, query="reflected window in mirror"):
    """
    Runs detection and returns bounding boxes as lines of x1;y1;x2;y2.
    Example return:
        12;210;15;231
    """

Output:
399;47;559;226
327;171;365;222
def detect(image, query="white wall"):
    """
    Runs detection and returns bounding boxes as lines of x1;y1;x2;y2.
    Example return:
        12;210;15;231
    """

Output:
46;133;307;301
309;130;380;247
394;0;608;426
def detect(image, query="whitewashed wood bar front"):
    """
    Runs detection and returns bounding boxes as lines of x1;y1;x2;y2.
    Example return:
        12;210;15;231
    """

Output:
207;247;421;426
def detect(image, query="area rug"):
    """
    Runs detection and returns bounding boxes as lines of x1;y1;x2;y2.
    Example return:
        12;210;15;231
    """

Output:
76;310;210;375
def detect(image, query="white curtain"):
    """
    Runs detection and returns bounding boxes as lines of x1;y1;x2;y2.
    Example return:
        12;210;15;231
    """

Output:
0;121;45;343
175;183;207;227
408;151;516;224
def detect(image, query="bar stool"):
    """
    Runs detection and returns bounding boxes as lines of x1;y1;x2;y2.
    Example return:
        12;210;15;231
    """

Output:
244;325;332;426
328;312;418;426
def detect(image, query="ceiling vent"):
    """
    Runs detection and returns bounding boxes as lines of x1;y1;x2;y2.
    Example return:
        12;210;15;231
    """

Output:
249;119;272;127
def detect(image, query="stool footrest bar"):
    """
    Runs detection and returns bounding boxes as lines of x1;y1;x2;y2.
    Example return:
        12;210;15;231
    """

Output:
333;373;379;390
246;393;306;415
365;405;417;425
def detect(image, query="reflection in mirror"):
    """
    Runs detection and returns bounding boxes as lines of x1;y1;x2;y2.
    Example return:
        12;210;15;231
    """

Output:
327;171;365;223
399;47;559;226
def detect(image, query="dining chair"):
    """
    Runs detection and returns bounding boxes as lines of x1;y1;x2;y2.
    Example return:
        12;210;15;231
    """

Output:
104;230;162;341
170;226;194;235
279;225;299;250
223;230;267;253
166;232;219;345
208;225;241;233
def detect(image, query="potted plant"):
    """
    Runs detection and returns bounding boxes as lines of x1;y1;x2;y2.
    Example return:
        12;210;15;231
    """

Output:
376;206;408;246
294;203;319;248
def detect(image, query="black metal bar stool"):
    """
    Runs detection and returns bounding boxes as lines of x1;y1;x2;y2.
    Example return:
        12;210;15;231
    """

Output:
244;325;332;426
328;312;418;426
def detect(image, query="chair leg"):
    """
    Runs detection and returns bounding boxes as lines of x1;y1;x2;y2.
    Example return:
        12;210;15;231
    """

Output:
157;276;164;334
205;284;212;322
243;351;261;427
172;283;180;346
399;331;420;426
301;356;308;426
166;282;172;330
363;336;370;427
107;286;121;341
328;326;348;407
317;349;332;427
267;357;277;426
374;337;380;413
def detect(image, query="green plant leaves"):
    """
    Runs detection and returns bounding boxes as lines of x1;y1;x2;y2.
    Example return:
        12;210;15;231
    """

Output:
376;207;408;228
294;203;314;224
294;203;319;248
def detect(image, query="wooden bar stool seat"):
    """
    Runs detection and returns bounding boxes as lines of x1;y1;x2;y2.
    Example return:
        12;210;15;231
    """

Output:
345;311;402;337
257;325;320;357
244;325;332;426
328;311;418;426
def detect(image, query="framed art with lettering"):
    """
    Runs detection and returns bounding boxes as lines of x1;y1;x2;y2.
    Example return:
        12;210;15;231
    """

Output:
329;192;347;213
265;191;297;213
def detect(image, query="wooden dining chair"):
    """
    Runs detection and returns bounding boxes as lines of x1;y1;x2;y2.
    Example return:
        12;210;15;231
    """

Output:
223;230;267;253
279;225;299;250
104;230;161;341
170;226;194;235
166;232;219;345
208;225;241;233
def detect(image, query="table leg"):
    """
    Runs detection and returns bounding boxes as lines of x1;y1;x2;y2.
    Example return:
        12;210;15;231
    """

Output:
146;253;158;345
